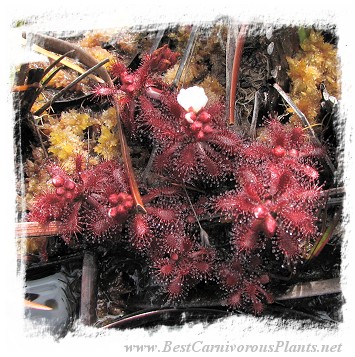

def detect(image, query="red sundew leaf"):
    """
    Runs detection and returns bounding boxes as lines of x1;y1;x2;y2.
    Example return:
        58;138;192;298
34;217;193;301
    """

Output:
255;284;274;304
232;225;259;251
29;193;67;223
146;207;177;222
251;299;264;315
267;119;287;147
60;201;82;238
194;261;213;276
153;142;181;174
177;143;199;180
224;273;240;289
234;192;258;213
74;155;84;176
129;213;153;250
259;274;270;285
267;164;293;196
208;129;243;155
109;60;128;79
149;44;180;73
207;101;225;126
294;186;322;204
289;126;305;146
227;290;242;308
298;144;325;158
199;142;233;177
89;217;112;237
299;164;319;180
167;276;184;299
164;233;182;252
138;95;179;142
142;186;183;205
281;209;316;235
282;157;319;180
201;152;220;178
262;214;277;236
239;169;262;201
160;91;184;118
112;167;130;192
161;263;174;275
243;143;270;161
47;163;70;182
214;193;239;215
276;232;301;260
131;214;151;237
91;84;119;97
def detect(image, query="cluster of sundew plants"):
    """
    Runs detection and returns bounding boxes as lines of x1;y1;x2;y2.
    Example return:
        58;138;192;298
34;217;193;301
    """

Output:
21;25;338;314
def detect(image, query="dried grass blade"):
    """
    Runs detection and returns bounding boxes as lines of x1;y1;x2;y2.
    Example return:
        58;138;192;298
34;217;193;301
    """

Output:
34;58;109;116
172;25;199;88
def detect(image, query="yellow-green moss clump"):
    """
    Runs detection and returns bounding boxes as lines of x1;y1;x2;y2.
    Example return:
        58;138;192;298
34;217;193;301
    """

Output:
46;110;96;161
94;107;119;160
287;30;340;126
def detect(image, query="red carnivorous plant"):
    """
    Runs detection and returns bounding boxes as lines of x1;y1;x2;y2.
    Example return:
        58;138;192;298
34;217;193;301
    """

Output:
128;185;217;300
92;45;180;134
28;156;133;242
138;86;244;184
244;119;325;181
213;118;325;262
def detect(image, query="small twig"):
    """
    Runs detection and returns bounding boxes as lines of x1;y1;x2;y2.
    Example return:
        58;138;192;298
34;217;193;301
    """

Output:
25;252;83;271
172;25;199;88
183;186;210;247
12;83;41;92
276;278;341;301
24;299;53;311
34;58;109;116
320;186;345;198
27;66;65;114
268;304;337;323
142;146;158;183
228;24;248;126
16;221;60;238
250;91;262;139
80;251;98;326
22;36;104;83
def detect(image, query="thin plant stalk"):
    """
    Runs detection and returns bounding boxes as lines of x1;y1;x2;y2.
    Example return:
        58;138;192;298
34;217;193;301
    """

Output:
183;186;210;247
228;24;248;126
